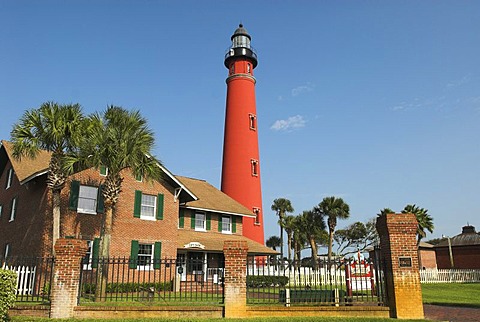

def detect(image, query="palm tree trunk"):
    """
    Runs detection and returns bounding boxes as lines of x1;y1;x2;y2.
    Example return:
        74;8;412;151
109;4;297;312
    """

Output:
52;190;61;256
310;237;318;270
328;230;334;264
287;233;292;263
280;227;284;261
95;206;113;301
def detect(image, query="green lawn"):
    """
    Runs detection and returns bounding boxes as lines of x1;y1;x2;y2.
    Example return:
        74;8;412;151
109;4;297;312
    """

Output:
11;318;426;322
422;283;480;308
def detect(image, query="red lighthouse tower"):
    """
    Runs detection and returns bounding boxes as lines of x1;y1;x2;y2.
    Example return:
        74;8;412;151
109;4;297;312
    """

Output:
221;24;264;245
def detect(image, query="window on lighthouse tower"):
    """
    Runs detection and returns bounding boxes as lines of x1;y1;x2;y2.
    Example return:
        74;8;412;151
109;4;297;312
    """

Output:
249;114;257;130
251;159;258;176
253;208;261;225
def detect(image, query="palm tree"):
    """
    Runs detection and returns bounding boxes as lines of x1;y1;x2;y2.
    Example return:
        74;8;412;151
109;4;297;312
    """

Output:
10;102;85;255
377;208;394;216
402;204;434;244
282;214;297;263
314;196;350;263
271;198;294;263
265;236;281;251
291;215;307;268
65;106;163;260
299;210;327;269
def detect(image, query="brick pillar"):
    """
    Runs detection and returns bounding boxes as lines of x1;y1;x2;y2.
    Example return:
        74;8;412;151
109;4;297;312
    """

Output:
223;240;248;318
376;213;424;319
50;238;87;319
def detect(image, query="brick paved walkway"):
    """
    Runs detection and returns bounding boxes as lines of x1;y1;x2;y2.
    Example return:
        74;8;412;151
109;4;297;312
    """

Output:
424;304;480;322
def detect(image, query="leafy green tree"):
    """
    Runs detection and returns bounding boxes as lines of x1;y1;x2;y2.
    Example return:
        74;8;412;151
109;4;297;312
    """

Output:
314;196;350;263
334;218;378;256
271;198;294;263
10;102;85;254
266;236;281;251
282;214;297;262
402;204;434;244
65;106;163;259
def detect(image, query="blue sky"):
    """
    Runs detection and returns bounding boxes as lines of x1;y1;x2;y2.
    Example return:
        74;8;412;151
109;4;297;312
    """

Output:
1;1;479;246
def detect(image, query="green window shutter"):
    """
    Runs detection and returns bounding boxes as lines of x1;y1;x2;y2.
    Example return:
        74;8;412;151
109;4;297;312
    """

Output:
69;181;80;210
206;214;211;230
232;216;237;233
218;215;223;232
179;208;185;228
133;190;142;218
99;165;107;176
129;240;139;269
153;242;162;269
92;238;100;268
96;185;105;213
191;211;196;229
156;194;164;220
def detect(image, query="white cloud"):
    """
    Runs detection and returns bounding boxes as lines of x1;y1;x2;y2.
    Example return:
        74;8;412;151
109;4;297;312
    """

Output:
270;115;306;131
446;75;470;89
291;83;314;97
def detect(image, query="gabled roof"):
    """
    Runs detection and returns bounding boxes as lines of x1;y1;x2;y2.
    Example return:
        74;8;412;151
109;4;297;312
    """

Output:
177;230;277;255
0;140;197;202
1;140;51;184
175;175;255;218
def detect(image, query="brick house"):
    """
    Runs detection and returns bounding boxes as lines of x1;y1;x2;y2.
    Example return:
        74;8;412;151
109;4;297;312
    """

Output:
434;225;480;269
0;140;275;273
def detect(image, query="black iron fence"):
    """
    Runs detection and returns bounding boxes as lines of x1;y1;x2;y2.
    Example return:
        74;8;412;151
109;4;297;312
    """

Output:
0;256;54;303
78;257;224;305
246;255;386;306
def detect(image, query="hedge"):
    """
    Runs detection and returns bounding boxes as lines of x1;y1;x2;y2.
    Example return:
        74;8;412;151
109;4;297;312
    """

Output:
82;281;173;294
0;269;17;322
247;275;289;288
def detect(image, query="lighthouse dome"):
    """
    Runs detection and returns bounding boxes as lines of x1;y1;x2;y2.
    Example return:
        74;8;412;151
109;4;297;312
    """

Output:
231;24;251;40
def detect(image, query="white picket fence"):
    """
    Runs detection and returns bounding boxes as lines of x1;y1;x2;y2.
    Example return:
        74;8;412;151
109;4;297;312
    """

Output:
420;268;480;283
3;265;37;295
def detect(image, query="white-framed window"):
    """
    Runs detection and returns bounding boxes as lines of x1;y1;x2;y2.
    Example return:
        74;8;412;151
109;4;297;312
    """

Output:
195;212;206;231
253;207;261;225
78;185;99;214
4;243;10;259
251;159;259;177
135;173;143;182
140;194;156;220
83;241;93;270
249;113;257;130
5;168;14;189
137;243;153;270
222;216;232;234
9;197;17;222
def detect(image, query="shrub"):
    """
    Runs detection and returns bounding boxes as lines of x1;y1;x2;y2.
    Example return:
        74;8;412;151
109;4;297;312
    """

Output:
247;275;289;288
82;281;173;294
0;269;17;322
